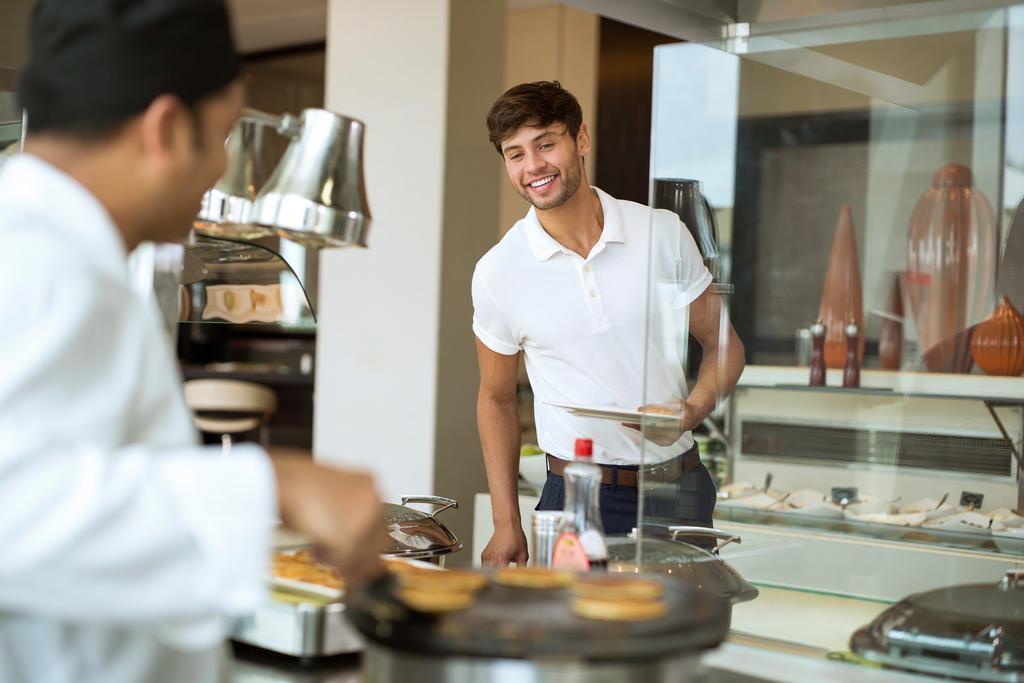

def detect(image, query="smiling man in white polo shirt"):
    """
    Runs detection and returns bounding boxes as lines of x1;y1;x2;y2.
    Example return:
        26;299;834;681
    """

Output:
473;81;745;566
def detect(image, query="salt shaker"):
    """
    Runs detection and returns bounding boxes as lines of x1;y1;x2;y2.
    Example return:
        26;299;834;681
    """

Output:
843;320;861;388
809;320;827;386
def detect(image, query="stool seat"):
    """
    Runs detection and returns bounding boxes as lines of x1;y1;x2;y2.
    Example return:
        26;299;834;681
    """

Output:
183;379;277;448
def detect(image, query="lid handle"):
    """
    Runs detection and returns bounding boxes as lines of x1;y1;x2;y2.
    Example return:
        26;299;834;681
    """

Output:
1000;569;1024;590
669;525;741;554
400;495;459;517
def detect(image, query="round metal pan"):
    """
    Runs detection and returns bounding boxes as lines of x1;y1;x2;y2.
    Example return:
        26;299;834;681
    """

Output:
345;571;730;662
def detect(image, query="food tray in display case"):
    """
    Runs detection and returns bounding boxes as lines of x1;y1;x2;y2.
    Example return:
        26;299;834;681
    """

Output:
714;505;1024;556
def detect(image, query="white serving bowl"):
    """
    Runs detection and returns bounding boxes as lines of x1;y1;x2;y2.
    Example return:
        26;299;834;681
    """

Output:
989;508;1024;528
718;492;782;510
898;498;959;522
923;511;1005;535
771;499;844;519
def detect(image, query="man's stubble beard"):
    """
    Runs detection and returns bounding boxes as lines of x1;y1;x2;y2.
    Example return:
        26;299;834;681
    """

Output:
520;156;584;211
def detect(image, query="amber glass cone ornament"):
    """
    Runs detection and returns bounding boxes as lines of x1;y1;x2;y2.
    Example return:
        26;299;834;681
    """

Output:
818;204;864;368
970;296;1024;376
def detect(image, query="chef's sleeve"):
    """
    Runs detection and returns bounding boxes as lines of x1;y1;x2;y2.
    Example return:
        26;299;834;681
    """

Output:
0;241;276;628
0;440;275;626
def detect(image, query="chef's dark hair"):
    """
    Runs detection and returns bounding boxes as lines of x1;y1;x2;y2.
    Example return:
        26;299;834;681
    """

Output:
17;0;240;141
486;81;583;155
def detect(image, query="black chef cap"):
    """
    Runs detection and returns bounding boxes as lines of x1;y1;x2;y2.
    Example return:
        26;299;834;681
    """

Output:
18;0;240;134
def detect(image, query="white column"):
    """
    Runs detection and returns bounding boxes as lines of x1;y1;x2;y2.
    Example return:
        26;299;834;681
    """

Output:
315;0;506;564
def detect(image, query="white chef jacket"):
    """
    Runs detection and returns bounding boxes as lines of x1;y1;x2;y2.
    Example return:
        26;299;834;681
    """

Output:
0;155;276;683
472;187;712;465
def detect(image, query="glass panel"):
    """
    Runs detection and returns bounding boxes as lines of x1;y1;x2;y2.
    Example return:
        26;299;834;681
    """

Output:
179;235;316;328
639;3;1024;659
0;89;22;171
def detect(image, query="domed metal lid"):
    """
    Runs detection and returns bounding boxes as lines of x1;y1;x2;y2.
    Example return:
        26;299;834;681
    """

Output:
382;496;462;559
606;526;758;603
851;570;1024;681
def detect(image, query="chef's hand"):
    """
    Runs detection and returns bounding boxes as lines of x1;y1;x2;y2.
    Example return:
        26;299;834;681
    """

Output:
481;524;529;567
623;400;697;447
271;453;386;585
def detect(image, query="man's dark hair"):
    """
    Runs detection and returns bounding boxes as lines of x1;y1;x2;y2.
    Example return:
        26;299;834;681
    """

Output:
24;100;205;148
486;81;583;155
18;0;238;146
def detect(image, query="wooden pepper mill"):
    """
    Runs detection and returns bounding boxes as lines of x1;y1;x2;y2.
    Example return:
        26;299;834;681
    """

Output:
809;320;827;386
843;320;861;388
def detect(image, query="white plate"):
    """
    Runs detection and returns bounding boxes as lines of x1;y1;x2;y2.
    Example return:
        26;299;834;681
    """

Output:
545;402;680;424
269;576;344;600
771;501;844;519
923;511;1004;535
897;498;959;522
718;482;758;499
845;511;927;527
784;488;829;508
990;508;1024;528
718;492;782;510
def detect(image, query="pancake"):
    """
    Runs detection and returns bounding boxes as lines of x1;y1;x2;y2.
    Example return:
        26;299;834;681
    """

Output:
571;596;667;621
493;566;573;589
397;587;474;613
397;568;488;593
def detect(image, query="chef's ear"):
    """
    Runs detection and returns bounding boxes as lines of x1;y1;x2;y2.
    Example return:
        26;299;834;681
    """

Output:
137;94;192;160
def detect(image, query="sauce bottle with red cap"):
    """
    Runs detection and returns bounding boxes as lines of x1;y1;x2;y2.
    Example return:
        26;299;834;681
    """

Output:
552;438;608;571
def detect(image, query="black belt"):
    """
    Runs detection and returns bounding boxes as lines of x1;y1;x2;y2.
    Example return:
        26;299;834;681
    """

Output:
545;446;700;488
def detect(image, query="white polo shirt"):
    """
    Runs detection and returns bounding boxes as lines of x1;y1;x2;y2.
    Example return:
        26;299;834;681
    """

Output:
472;187;712;465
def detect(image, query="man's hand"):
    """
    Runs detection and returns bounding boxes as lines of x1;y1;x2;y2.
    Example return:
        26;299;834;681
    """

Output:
271;454;386;586
481;524;529;567
623;400;698;447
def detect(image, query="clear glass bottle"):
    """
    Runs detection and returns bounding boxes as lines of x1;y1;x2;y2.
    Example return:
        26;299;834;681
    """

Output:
563;438;608;570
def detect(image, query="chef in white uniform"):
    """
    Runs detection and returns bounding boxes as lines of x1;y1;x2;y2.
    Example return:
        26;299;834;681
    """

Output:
0;1;384;681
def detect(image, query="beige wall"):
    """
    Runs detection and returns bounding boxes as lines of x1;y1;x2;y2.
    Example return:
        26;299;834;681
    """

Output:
738;31;982;119
316;0;505;567
0;0;33;89
498;5;599;235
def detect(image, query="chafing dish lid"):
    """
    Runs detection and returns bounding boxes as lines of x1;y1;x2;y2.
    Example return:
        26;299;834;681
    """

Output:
606;533;758;604
382;496;461;558
852;570;1024;676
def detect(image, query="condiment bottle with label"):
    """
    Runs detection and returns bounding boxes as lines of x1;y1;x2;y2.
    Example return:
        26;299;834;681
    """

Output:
843;320;861;388
809;320;827;386
551;438;608;571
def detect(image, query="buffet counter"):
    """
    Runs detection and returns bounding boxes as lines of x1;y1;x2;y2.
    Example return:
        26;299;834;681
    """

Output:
229;639;933;683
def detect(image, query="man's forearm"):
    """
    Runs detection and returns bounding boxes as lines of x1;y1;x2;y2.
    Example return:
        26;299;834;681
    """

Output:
477;393;522;526
687;329;745;426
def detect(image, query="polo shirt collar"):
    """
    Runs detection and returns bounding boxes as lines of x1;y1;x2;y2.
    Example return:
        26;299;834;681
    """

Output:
524;186;625;261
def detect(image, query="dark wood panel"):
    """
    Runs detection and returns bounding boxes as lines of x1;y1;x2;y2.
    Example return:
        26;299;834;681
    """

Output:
595;18;678;205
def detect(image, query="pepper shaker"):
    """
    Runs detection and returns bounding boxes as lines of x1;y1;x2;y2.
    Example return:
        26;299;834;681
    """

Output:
809;320;827;386
843;319;861;388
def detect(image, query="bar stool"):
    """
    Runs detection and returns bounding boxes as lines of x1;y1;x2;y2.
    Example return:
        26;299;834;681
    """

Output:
183;379;277;452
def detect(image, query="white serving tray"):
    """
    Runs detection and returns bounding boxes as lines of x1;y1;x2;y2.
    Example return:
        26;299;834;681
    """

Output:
545;401;680;423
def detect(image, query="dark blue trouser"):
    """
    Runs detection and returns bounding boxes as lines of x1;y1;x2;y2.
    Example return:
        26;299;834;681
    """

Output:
535;446;718;536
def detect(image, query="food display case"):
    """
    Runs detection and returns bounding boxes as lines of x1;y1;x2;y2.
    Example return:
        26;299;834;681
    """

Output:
623;0;1024;677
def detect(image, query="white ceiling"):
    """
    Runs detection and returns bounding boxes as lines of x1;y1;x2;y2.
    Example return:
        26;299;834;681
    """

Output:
227;0;328;53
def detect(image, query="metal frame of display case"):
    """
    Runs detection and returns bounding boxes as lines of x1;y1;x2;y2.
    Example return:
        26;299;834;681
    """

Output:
729;368;1024;548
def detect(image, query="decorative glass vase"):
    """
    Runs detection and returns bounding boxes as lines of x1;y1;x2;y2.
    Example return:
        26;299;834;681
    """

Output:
907;163;996;373
970;296;1024;377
